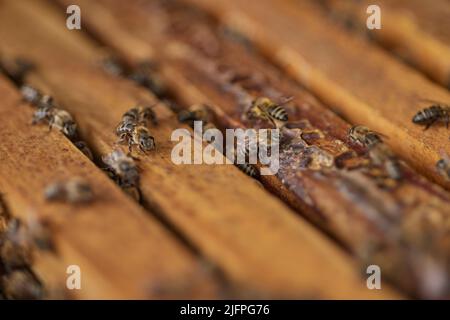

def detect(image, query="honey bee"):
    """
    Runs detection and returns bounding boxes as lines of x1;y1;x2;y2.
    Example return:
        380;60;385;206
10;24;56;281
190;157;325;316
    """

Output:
412;101;450;130
138;105;158;126
1;270;43;300
0;219;33;272
20;85;42;106
348;125;384;148
116;106;157;142
100;55;125;77
0;56;34;84
74;141;94;161
246;97;289;126
44;177;93;204
436;153;450;181
32;104;77;139
348;126;401;180
235;163;260;179
102;149;140;186
368;144;403;181
25;215;53;251
128;125;156;153
48;109;77;139
129;61;166;98
178;104;213;124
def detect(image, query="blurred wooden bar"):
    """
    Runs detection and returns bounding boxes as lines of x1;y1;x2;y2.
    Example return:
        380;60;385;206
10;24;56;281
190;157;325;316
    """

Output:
316;0;450;88
0;0;392;298
187;0;450;190
61;0;450;298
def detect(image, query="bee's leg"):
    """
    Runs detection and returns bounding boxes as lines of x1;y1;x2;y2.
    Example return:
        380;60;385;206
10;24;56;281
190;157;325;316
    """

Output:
48;118;54;132
424;119;437;130
140;145;148;154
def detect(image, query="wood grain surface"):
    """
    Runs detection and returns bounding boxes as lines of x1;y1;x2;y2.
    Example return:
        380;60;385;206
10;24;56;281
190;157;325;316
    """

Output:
187;0;450;190
58;0;450;298
0;76;216;299
0;0;395;299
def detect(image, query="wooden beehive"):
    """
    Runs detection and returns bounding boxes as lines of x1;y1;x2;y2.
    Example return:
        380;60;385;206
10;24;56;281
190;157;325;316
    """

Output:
0;0;449;299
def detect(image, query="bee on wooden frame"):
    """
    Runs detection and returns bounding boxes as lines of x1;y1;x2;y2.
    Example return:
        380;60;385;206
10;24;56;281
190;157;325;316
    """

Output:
0;219;33;272
246;96;291;127
74;141;94;161
412;100;450;130
102;149;140;187
128;125;156;153
31;95;77;139
44;177;93;204
235;163;260;179
128;61;166;98
436;152;450;181
116;106;156;154
100;55;125;77
137;105;158;127
368;144;403;181
347;125;384;148
20;84;42;106
1;270;43;300
0;56;34;84
178;103;216;132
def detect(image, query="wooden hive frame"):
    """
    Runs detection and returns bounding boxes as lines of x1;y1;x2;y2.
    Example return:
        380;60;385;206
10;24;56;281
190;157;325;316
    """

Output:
0;0;449;299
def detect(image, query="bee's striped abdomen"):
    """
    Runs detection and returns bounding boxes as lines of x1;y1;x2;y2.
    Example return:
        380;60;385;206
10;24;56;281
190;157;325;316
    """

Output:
412;106;444;124
235;163;260;178
267;105;288;122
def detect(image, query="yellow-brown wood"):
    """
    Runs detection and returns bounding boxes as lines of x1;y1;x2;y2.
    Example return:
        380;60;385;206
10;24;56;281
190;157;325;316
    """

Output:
317;0;450;88
0;0;394;298
65;0;450;298
187;0;450;190
0;76;216;299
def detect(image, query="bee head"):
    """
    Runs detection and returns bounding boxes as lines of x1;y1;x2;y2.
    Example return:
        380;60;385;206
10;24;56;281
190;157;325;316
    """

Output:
140;135;155;151
178;110;195;123
412;112;427;124
63;121;77;138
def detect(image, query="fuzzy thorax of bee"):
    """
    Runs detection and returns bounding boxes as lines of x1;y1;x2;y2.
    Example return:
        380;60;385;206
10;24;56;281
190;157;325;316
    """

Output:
245;97;289;128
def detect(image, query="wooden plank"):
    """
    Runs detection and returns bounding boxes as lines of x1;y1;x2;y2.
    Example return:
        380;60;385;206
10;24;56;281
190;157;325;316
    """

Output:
0;76;216;299
65;0;450;298
315;0;450;88
0;0;391;298
187;0;450;190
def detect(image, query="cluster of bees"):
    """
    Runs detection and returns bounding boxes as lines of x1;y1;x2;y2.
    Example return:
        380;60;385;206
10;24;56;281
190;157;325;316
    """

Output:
101;105;158;201
115;105;157;154
0;213;51;299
